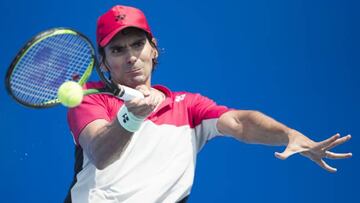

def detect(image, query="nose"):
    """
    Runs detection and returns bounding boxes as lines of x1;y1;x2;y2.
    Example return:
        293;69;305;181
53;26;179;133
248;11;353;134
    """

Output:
127;55;137;65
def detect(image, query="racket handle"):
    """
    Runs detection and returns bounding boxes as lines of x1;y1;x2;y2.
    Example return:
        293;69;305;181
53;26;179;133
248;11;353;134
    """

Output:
119;85;144;101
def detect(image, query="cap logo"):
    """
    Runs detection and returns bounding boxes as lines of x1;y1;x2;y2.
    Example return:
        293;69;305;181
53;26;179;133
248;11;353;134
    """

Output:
115;14;126;22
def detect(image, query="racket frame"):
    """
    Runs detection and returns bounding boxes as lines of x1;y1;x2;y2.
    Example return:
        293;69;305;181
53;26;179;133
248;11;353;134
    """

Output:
5;28;98;108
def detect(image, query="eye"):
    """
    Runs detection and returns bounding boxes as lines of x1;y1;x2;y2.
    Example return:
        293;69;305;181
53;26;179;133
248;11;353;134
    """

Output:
111;46;124;54
132;40;145;48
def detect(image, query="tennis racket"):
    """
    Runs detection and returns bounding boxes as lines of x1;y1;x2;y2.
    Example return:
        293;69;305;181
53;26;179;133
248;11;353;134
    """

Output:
5;27;143;108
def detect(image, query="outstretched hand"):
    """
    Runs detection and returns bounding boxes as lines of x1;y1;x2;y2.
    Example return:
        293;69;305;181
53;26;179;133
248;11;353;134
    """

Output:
274;131;352;173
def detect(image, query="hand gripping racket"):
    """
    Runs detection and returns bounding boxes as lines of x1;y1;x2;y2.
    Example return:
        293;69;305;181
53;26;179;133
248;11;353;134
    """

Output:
5;28;143;108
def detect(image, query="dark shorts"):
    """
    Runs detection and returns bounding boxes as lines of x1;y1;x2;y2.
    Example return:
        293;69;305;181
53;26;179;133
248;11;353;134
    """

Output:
64;195;189;203
177;195;189;203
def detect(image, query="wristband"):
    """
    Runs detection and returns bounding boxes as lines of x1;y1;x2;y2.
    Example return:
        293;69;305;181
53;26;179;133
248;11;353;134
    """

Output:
117;105;144;132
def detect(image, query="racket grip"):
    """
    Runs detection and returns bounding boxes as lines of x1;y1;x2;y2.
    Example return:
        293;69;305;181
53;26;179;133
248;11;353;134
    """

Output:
119;85;144;101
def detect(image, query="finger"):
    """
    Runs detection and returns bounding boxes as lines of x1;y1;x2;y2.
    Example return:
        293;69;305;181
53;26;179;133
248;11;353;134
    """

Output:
149;93;158;106
126;99;148;111
315;159;337;173
151;98;160;111
315;133;340;149
325;151;353;159
135;85;150;97
137;94;157;109
143;95;157;110
125;98;145;108
153;93;163;107
323;134;352;150
130;106;152;118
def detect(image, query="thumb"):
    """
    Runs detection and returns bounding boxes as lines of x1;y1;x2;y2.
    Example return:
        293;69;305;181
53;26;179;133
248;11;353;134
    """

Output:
274;147;297;160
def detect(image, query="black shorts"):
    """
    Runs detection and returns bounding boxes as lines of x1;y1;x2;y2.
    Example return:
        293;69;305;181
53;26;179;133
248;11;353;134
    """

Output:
64;195;189;203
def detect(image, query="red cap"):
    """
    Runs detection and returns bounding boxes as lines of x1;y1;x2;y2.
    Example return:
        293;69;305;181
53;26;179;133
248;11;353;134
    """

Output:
96;5;152;47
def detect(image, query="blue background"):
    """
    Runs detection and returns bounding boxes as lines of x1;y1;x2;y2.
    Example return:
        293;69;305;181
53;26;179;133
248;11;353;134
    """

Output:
0;0;358;202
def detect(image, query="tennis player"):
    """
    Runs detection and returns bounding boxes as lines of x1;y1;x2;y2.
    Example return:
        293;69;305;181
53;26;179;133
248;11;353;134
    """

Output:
64;5;352;203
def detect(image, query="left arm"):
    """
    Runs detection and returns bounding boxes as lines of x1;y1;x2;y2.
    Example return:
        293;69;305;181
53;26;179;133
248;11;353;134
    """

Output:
217;110;352;172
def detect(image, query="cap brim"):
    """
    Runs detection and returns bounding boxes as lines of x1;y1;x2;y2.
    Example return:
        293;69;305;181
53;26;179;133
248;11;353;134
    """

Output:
99;26;129;47
99;25;151;47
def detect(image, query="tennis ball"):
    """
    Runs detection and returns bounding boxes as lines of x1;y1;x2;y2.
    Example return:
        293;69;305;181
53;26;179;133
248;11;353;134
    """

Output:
57;81;84;108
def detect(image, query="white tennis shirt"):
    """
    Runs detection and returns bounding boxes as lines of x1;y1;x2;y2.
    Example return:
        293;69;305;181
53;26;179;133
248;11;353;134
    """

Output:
66;82;229;203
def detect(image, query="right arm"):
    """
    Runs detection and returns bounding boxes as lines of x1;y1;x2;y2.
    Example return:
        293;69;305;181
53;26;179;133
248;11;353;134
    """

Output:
78;86;162;170
79;118;134;170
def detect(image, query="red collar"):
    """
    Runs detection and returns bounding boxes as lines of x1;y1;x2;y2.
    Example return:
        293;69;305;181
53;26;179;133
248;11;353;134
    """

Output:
152;84;174;111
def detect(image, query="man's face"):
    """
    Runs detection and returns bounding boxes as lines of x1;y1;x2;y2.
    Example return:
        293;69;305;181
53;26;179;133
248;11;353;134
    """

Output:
103;28;157;88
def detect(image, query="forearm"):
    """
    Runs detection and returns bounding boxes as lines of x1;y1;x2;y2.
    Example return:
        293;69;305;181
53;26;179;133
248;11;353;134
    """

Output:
80;119;134;170
217;110;352;172
218;110;292;146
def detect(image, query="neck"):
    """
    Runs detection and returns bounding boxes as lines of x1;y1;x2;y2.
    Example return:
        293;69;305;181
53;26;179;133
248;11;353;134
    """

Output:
111;78;151;90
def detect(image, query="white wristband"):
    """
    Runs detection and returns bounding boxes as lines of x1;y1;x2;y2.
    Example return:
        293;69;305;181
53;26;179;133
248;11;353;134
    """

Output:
117;105;144;132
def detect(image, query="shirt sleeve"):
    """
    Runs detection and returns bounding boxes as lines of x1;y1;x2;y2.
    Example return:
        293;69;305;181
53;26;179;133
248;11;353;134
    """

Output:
67;94;114;146
188;93;230;151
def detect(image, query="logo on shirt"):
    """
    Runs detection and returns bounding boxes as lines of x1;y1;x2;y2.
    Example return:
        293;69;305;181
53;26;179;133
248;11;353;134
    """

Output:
175;94;186;102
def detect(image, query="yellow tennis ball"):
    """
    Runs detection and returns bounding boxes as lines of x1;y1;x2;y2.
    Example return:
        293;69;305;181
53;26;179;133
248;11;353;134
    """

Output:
57;81;84;108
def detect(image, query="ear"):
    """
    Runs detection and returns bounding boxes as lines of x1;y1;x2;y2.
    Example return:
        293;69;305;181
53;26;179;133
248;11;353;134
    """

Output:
151;38;159;58
99;55;110;72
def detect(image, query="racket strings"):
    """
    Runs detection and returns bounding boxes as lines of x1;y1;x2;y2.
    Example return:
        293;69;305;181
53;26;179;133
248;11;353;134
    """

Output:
10;33;94;106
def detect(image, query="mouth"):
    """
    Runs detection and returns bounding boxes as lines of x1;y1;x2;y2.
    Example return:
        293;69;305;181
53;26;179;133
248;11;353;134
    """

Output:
126;68;142;74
